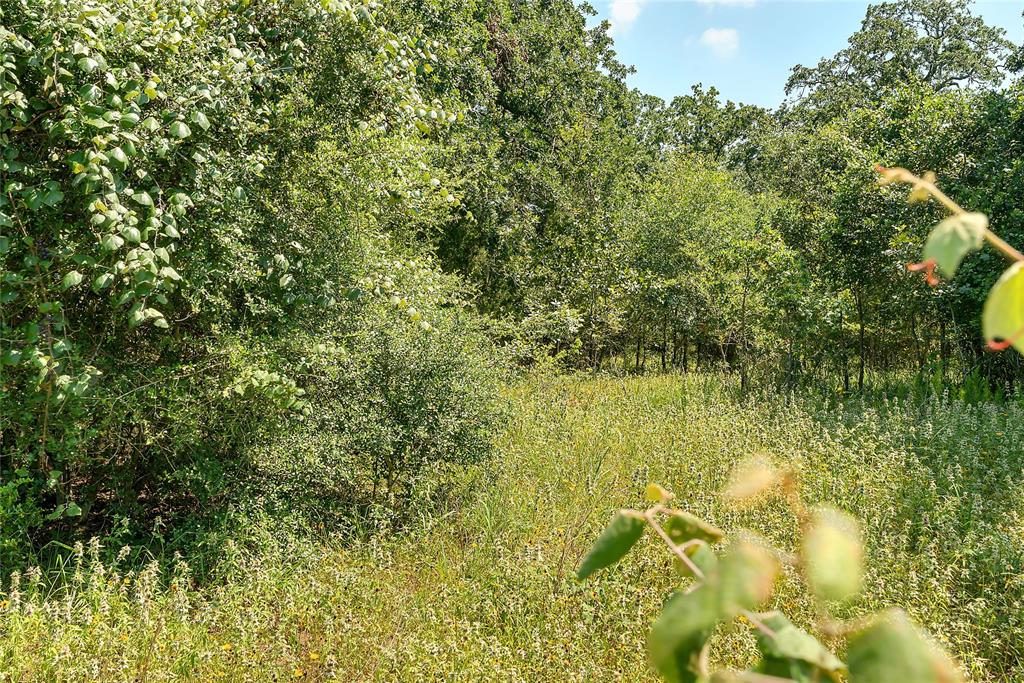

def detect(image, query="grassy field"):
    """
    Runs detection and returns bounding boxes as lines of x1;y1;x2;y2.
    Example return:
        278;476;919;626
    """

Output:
3;374;1023;681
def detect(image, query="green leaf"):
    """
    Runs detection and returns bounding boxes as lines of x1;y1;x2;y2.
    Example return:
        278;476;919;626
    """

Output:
716;540;779;613
62;271;84;290
92;273;114;291
664;511;724;545
132;191;153;207
79;83;102;101
649;541;779;683
673;542;719;579
100;234;124;251
169;121;191;139
754;612;846;682
648;586;719;683
191;110;211;131
576;510;646;580
982;261;1024;354
42;187;64;206
802;507;862;603
77;57;99;73
141;116;160;132
110;147;128;168
922;212;987;278
847;610;961;683
160;266;181;281
65;502;82;517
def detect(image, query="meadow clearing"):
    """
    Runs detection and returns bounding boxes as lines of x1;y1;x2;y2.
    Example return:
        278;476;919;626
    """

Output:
3;374;1021;682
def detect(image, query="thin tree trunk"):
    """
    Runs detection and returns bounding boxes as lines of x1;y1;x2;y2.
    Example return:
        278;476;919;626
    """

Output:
661;320;668;371
940;318;948;382
635;327;642;372
856;287;866;391
683;330;689;372
840;306;850;393
740;262;749;392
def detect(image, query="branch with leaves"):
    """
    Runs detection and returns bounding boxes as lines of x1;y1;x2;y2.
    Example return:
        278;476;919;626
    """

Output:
878;166;1024;354
577;461;962;683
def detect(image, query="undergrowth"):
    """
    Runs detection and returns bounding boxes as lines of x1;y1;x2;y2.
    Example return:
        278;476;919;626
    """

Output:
2;374;1022;682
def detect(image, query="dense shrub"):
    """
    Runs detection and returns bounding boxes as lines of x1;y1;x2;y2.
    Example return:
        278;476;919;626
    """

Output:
0;0;502;566
237;297;505;535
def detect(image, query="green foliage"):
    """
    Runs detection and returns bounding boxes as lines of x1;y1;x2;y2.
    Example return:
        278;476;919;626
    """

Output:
3;375;1024;680
0;0;501;564
576;510;646;580
578;437;963;682
923;213;987;278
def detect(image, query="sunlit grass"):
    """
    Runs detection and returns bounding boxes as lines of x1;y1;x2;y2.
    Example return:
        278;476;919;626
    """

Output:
2;374;1022;681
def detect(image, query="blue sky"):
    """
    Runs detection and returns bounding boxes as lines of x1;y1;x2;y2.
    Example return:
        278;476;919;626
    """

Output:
592;1;1024;108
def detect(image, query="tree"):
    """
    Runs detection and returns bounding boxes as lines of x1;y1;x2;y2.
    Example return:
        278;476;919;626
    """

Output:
786;0;1012;118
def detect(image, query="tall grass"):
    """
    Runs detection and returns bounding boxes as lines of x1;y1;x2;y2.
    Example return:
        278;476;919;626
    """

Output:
2;374;1022;681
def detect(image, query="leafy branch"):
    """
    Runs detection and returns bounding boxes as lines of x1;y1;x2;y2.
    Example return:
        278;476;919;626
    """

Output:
877;166;1024;354
577;460;962;683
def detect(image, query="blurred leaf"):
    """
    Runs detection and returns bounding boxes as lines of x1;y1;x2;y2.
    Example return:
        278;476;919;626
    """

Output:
722;455;781;507
577;510;646;580
665;511;724;545
847;610;962;683
982;261;1024;354
717;540;779;612
673;541;719;579
646;483;674;503
648;585;718;683
753;611;846;682
803;507;863;603
923;212;987;278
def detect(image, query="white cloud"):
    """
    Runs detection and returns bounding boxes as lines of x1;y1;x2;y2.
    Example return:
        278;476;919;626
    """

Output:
610;0;647;34
699;27;739;58
697;0;756;6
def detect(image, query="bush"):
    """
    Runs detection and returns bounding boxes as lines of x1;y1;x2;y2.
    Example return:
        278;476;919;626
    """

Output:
234;291;506;536
0;0;498;567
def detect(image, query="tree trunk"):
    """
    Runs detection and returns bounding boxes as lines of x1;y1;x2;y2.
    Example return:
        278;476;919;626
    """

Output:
682;330;689;372
856;287;866;391
940;318;948;382
661;320;667;371
740;262;749;392
634;325;642;372
840;306;850;393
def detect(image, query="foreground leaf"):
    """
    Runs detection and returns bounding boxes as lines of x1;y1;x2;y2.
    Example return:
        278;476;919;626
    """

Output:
847;609;962;683
754;611;845;682
716;540;779;613
576;510;646;580
648;585;719;683
922;212;987;278
722;455;782;507
674;542;719;579
802;507;862;603
665;511;724;545
982;261;1024;354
